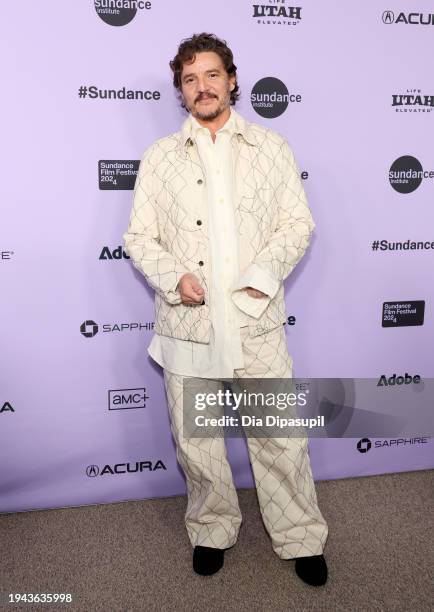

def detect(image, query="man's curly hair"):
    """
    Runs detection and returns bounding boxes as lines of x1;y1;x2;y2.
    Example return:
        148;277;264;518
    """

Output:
169;33;240;110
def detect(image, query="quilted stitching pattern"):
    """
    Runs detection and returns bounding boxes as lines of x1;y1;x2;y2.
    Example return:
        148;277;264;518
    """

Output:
123;111;315;343
163;326;328;558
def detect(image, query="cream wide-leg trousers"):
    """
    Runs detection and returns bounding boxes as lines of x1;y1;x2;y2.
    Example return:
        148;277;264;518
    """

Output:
162;324;329;559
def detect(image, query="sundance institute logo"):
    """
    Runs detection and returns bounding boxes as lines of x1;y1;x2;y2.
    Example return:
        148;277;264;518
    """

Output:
251;77;301;118
94;0;151;26
389;156;434;193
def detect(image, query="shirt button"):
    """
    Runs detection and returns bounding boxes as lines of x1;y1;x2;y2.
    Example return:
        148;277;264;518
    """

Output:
196;220;202;225
198;260;204;266
197;179;203;185
219;197;224;203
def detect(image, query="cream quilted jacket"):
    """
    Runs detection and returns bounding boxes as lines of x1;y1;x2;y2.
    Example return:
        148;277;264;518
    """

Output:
123;109;315;343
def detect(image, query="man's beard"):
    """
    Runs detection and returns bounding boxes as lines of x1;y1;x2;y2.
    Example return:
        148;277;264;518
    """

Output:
190;92;229;121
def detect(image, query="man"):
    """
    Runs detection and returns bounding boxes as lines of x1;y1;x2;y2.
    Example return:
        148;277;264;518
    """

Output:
123;33;329;585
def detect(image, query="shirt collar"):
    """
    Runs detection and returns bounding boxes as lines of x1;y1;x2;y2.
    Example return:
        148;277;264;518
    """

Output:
180;107;257;149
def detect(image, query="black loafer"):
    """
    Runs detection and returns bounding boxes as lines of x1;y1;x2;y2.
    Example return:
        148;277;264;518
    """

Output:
295;553;328;586
193;545;225;576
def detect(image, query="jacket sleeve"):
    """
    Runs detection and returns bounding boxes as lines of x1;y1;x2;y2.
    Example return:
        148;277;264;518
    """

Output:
231;139;315;318
122;145;190;305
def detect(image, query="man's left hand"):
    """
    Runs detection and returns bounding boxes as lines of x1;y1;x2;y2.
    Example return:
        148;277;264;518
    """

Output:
245;287;267;299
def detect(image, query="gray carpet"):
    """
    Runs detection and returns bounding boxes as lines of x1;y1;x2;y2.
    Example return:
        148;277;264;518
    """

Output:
1;469;433;612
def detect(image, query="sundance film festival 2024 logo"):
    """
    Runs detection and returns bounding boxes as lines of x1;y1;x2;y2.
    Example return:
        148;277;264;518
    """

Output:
382;301;425;327
94;0;151;26
389;156;434;193
251;77;301;118
98;160;139;189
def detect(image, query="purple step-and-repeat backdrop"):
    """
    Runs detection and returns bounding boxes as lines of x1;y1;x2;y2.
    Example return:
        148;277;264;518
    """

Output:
1;1;433;513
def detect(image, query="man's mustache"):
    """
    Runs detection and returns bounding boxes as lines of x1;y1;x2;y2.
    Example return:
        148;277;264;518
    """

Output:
195;93;217;103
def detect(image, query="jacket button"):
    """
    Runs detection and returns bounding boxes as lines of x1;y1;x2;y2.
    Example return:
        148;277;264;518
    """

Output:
196;220;202;225
197;178;203;185
198;260;204;266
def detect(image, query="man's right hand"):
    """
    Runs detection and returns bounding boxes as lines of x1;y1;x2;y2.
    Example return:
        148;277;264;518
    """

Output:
177;273;205;305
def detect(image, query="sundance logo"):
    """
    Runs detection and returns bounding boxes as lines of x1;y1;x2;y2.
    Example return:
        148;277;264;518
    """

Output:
389;156;434;193
382;10;434;25
99;246;130;260
251;77;301;118
94;0;151;27
382;301;425;327
99;160;139;190
86;460;166;477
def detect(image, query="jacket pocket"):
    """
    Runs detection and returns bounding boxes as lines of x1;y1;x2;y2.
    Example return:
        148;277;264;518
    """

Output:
248;287;287;337
154;294;212;344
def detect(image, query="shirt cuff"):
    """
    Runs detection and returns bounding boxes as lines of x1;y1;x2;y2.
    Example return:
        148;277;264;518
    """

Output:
231;263;280;319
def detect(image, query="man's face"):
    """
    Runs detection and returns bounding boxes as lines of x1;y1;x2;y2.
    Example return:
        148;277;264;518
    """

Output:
180;51;235;121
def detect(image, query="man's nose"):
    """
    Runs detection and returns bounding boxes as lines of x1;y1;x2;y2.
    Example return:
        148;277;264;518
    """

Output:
197;75;207;92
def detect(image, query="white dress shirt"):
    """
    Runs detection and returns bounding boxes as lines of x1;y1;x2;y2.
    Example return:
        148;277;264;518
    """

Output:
147;108;277;378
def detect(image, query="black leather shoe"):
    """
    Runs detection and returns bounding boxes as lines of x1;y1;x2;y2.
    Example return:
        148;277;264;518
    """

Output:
193;546;225;576
295;553;328;586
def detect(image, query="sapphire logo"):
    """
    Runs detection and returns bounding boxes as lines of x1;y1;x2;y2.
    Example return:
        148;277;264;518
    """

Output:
357;438;372;453
357;437;429;452
80;320;98;338
94;0;151;27
80;320;154;336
